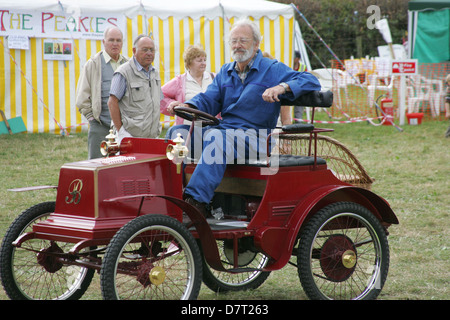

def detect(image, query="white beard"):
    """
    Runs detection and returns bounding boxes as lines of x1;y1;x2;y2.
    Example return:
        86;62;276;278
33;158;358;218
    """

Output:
232;46;254;62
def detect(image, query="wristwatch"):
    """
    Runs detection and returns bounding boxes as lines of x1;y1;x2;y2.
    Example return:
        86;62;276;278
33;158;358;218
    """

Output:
279;82;289;93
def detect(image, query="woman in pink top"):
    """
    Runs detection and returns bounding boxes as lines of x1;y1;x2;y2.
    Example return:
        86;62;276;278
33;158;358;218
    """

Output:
160;45;215;125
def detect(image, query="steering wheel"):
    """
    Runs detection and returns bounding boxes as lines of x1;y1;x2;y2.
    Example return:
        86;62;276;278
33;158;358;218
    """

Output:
174;106;219;127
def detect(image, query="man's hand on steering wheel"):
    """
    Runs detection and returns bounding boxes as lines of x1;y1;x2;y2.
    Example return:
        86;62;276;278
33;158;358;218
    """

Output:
167;101;186;115
173;105;219;127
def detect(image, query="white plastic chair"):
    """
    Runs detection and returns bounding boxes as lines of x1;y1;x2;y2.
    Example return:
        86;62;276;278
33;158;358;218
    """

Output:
366;58;395;106
406;75;439;116
367;74;396;106
429;79;445;116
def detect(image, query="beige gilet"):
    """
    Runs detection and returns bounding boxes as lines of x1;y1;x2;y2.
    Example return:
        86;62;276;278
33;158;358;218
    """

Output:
115;59;162;138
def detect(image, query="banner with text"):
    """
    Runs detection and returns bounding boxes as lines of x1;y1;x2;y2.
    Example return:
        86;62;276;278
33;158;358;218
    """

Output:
0;8;125;39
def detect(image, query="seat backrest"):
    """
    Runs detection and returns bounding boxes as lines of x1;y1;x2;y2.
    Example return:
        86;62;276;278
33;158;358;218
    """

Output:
279;90;333;108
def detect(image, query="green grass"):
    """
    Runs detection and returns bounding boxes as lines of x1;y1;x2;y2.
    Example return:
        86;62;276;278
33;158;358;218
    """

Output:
0;117;449;300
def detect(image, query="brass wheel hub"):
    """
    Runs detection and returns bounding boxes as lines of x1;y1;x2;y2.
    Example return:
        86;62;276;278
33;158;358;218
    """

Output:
149;266;166;286
342;250;357;269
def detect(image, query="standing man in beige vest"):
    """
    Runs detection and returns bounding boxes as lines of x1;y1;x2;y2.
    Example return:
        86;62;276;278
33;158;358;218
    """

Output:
76;26;127;159
108;35;162;143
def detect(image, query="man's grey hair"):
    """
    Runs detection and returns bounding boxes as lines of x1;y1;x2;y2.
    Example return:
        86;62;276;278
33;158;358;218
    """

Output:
103;26;123;40
230;19;261;44
133;34;153;48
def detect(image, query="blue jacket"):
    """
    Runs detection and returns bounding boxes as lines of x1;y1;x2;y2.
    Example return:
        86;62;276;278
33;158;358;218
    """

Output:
185;50;321;130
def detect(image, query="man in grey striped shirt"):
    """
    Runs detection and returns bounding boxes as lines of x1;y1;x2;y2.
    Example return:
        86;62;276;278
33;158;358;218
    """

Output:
108;34;163;144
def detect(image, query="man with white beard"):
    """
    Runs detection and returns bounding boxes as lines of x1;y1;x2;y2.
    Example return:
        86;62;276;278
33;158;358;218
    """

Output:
166;19;320;217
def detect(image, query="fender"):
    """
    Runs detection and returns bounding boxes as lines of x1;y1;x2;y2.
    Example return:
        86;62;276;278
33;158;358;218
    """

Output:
103;193;227;272
263;184;398;270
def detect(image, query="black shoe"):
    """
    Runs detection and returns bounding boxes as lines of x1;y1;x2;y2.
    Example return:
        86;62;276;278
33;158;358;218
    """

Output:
184;195;211;219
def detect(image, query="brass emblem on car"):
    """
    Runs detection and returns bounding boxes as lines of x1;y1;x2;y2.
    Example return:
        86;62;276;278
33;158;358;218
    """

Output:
65;179;83;204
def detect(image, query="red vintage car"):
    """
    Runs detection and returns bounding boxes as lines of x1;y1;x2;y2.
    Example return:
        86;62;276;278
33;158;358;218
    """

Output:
0;90;398;300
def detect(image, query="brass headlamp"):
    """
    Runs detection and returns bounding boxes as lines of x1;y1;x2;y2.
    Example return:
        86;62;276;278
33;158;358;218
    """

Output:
100;129;119;157
166;133;189;173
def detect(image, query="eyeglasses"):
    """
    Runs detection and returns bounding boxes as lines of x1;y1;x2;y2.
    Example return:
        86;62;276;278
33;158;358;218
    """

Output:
139;47;156;54
229;38;252;45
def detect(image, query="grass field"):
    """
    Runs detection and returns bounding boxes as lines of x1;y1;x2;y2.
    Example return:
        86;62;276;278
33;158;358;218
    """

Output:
0;116;449;300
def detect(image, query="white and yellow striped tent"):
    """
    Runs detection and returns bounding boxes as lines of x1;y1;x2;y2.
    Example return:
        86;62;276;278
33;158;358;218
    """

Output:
0;0;309;134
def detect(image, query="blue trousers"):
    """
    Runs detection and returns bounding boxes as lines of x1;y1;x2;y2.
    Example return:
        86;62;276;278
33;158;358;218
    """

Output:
166;124;270;204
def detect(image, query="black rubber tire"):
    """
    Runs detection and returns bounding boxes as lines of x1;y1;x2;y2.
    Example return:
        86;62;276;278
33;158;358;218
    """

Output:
202;239;271;293
0;202;94;300
100;214;202;300
297;202;390;300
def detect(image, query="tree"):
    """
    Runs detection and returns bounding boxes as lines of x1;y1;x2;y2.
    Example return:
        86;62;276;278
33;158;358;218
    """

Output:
275;0;409;69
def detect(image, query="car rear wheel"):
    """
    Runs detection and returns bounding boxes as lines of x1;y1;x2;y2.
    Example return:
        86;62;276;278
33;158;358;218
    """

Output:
297;202;390;300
